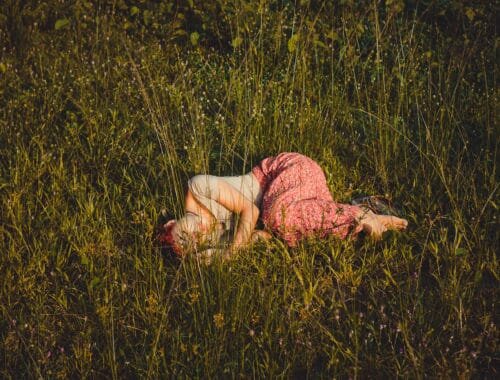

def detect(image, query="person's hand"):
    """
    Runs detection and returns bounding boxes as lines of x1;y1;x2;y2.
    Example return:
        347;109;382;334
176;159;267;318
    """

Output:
251;230;272;242
196;248;217;265
196;248;231;265
223;230;272;260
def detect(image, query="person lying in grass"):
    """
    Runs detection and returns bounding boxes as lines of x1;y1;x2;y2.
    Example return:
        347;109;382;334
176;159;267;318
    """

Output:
158;152;408;260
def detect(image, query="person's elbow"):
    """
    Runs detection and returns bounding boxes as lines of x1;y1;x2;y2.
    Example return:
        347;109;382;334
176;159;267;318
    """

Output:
247;204;260;222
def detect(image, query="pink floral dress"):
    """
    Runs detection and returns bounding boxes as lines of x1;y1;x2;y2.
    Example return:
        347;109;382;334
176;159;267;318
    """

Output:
252;153;364;246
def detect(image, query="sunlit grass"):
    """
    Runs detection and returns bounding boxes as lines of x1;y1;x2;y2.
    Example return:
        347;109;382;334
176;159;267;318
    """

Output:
0;1;497;378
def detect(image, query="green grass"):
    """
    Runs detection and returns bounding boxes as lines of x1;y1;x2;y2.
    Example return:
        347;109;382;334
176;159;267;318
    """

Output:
0;1;497;378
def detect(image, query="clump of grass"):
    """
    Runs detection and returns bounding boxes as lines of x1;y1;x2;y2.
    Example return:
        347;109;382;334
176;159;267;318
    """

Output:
0;1;497;378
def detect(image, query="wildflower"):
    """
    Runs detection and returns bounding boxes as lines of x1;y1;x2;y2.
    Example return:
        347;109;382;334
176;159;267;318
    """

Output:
213;313;224;329
189;289;200;304
192;344;200;355
250;313;260;324
146;294;158;313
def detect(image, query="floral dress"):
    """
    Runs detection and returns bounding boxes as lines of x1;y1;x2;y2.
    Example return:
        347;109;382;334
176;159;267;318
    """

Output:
252;152;363;246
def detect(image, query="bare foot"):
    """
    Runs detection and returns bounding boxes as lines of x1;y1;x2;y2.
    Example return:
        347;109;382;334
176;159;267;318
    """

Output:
378;214;408;230
357;209;408;239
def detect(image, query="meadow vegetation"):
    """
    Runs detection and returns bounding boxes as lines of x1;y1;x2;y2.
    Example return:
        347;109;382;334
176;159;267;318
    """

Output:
0;0;497;377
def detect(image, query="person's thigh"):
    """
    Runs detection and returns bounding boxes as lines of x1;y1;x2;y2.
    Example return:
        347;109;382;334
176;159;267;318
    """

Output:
267;198;357;246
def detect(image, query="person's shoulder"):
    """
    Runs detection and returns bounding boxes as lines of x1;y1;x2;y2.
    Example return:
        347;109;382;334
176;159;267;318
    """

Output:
189;174;224;194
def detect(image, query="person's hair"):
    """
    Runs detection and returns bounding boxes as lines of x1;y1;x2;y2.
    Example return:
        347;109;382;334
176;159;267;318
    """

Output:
158;221;183;257
155;210;183;259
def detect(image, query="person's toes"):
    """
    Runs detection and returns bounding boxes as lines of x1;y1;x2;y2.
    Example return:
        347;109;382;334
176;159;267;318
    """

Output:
395;218;408;229
381;216;407;230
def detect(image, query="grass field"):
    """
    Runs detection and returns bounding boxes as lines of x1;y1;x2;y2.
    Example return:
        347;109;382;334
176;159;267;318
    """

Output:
0;0;498;378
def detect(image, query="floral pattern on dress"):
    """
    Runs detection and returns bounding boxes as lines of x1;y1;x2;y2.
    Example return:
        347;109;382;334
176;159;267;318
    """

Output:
252;152;363;246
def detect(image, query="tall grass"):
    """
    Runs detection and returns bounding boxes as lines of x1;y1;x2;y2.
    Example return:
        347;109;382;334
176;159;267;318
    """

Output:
0;1;497;377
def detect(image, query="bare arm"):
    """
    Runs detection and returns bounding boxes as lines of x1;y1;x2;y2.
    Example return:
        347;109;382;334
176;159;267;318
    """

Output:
184;189;216;226
207;179;260;251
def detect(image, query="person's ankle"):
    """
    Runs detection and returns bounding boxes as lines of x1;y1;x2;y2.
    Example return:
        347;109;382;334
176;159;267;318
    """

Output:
355;207;373;221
